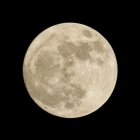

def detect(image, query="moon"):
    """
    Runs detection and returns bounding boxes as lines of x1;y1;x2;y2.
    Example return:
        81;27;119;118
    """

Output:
23;23;118;118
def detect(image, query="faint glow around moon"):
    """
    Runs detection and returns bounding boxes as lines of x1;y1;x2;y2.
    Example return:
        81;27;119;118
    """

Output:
23;23;118;118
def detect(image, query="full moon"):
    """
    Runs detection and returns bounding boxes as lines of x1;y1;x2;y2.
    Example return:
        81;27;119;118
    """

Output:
23;23;118;118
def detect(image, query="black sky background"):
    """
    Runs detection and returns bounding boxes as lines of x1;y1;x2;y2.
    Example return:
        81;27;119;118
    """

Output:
1;1;138;138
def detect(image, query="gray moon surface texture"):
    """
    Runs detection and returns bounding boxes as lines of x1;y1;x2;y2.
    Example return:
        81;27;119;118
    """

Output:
23;23;118;118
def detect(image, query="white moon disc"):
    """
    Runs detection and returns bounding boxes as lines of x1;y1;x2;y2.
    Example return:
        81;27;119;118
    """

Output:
23;23;118;118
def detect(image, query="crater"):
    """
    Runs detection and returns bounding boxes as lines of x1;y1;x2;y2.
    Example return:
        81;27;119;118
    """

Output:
82;29;92;38
75;42;93;61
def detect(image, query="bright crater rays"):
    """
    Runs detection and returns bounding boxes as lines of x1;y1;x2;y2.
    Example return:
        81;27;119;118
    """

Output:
23;23;118;118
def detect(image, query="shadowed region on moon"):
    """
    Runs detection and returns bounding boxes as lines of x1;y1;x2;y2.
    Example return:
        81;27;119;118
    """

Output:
57;41;93;61
23;23;118;118
57;42;76;57
93;40;105;53
29;77;86;109
82;29;93;38
26;46;87;109
35;51;57;77
96;58;105;65
75;42;93;61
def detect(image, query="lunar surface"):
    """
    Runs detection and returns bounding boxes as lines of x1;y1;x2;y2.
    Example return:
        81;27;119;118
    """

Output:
23;23;118;118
